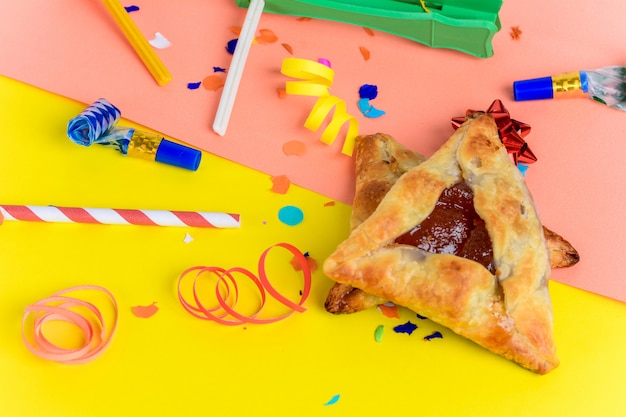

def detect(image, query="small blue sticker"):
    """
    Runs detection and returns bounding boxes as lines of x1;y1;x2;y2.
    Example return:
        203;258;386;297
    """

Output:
278;206;304;226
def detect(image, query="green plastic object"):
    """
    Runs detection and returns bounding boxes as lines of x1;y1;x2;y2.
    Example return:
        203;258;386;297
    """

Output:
234;0;503;58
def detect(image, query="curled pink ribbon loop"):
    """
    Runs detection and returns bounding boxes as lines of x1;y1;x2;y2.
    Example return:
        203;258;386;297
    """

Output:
22;285;118;364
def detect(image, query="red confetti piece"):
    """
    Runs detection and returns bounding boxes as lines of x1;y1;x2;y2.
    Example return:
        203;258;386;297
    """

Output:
131;302;159;318
377;303;400;318
203;74;225;91
282;140;306;156
177;243;312;325
282;43;294;54
510;26;522;40
277;87;287;99
359;46;371;61
21;285;118;364
271;175;291;194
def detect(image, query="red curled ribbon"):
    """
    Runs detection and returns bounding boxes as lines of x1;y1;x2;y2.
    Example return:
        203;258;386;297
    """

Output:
21;285;118;364
178;243;312;325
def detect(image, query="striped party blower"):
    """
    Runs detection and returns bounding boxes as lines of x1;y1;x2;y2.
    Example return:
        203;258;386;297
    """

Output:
0;205;240;228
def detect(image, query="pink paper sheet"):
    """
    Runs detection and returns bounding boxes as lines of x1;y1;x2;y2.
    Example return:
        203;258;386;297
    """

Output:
1;0;625;302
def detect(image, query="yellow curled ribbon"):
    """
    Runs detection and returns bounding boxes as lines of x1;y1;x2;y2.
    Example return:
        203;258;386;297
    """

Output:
281;58;359;156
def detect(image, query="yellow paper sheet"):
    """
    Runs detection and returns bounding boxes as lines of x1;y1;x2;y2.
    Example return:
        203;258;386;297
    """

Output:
1;76;626;416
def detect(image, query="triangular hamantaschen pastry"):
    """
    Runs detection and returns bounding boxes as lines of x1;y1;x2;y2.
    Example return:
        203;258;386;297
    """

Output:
325;131;579;315
323;113;560;374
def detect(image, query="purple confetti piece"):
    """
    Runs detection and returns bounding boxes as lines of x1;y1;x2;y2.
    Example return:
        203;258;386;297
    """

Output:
187;82;202;90
359;84;378;100
393;321;418;335
226;39;238;54
124;5;140;12
424;331;444;341
318;58;332;68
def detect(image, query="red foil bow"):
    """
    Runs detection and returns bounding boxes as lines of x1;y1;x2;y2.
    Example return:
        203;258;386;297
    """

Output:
451;99;537;165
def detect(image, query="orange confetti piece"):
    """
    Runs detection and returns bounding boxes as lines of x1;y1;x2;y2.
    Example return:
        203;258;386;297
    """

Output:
203;74;225;91
131;302;159;318
255;29;278;44
282;140;306;156
271;174;291;194
282;43;294;54
323;201;336;207
291;254;318;272
510;26;522;40
378;303;400;319
359;46;371;61
296;17;312;21
229;26;242;36
277;87;287;99
363;27;375;36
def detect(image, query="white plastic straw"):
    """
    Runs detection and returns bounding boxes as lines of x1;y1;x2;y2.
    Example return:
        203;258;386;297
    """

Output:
212;0;265;136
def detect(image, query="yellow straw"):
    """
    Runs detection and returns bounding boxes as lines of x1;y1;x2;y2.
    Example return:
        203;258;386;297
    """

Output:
101;0;172;86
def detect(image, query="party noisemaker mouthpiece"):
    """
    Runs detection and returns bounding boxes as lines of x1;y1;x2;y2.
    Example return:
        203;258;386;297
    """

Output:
68;98;202;171
513;71;589;101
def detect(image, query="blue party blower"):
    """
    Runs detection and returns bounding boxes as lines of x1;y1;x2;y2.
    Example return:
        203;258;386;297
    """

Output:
513;66;626;111
68;99;202;171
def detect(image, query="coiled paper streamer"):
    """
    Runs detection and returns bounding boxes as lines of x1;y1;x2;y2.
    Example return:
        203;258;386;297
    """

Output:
281;58;359;156
22;285;118;364
178;243;311;325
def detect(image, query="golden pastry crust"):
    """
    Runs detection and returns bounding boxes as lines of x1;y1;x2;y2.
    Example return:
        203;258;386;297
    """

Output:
323;114;559;374
325;131;579;315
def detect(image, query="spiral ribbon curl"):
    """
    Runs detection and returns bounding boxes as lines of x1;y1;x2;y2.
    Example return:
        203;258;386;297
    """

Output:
281;58;359;156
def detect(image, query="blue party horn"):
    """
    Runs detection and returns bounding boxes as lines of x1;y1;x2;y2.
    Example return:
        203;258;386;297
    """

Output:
68;99;201;171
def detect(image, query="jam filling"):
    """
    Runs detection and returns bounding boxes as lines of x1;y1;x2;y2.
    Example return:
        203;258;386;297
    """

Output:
395;182;494;272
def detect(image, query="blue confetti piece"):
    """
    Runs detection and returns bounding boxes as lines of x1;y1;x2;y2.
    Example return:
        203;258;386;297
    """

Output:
517;163;529;176
393;321;418;335
278;206;304;226
213;66;227;73
187;82;202;90
357;98;386;118
226;39;238;54
415;313;428;320
359;84;378;100
424;331;444;341
324;394;341;406
124;5;140;12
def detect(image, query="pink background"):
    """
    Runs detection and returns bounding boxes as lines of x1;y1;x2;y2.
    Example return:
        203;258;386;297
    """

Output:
1;0;624;301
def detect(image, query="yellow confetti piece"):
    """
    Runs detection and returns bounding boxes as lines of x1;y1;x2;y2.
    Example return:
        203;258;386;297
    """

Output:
280;58;359;156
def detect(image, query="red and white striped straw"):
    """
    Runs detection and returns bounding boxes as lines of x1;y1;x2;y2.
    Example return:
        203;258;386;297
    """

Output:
0;205;240;228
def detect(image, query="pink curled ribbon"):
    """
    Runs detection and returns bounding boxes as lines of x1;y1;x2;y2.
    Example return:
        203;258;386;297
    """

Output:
178;243;312;325
22;285;118;364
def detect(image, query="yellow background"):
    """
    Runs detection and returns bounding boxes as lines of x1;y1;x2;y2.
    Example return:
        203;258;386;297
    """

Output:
1;76;626;416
